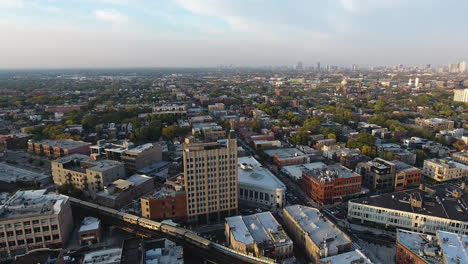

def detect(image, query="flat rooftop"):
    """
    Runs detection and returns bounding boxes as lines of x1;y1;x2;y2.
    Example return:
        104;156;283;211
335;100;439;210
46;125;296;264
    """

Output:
392;160;420;173
238;156;285;189
284;205;351;252
126;143;156;154
264;148;307;159
397;229;442;264
83;248;122;264
319;249;372;264
281;162;327;180
350;183;468;222
226;212;292;247
54;154;124;172
304;164;360;182
0;162;50;183
30;139;90;149
79;217;100;232
0;189;68;219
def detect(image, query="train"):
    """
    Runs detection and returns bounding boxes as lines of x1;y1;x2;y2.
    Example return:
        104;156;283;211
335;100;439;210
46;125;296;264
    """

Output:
68;197;275;264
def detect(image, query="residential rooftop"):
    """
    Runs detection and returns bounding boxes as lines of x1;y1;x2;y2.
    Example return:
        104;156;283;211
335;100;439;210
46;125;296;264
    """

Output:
303;164;360;182
79;217;100;232
264;148;307;160
54;154;124;172
280;162;327;180
29;139;90;149
126;143;157;154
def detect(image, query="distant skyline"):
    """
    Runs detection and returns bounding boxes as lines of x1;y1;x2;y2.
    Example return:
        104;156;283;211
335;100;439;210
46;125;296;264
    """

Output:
1;0;468;69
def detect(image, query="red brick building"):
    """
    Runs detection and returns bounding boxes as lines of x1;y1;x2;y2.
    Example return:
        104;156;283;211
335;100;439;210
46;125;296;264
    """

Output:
140;175;187;223
27;139;91;159
302;164;362;204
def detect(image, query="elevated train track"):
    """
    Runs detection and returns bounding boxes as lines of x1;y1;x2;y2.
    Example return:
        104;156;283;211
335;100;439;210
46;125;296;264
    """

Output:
69;197;276;264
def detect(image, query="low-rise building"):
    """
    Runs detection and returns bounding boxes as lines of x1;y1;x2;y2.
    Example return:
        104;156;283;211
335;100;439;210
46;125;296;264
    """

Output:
302;164;363;204
319;249;372;264
51;154;126;198
281;162;327;181
393;160;422;192
423;158;468;182
82;248;122;264
0;163;51;187
78;217;101;246
28;139;91;159
95;174;154;208
141;175;187;223
225;212;293;260
396;229;468;264
238;156;286;210
0;190;73;257
282;205;352;262
264;148;310;168
415;118;454;131
348;183;468;235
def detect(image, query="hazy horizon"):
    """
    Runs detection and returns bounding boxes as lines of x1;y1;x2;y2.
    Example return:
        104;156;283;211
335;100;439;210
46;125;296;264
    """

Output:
2;0;468;69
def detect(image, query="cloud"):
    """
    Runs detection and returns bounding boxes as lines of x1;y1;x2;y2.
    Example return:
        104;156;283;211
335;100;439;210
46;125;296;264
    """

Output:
94;9;129;25
338;0;404;13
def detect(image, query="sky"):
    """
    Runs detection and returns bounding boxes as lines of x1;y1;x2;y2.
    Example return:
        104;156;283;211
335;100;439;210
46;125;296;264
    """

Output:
1;0;467;69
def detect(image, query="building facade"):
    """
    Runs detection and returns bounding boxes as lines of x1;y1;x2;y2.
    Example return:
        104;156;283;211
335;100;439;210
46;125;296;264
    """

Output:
302;164;362;204
51;154;126;198
423;158;467;182
28;139;91;159
356;158;396;194
393;161;422;192
0;190;73;258
183;138;238;224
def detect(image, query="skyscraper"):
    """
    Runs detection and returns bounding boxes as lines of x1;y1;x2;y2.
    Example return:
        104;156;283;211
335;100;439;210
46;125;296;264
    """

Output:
296;61;303;71
316;62;321;72
183;137;238;224
459;61;467;73
352;64;358;71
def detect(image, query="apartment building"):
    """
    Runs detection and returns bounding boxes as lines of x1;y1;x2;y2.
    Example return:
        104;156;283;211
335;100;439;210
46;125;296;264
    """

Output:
121;143;162;173
454;88;468;103
183;137;238;224
302;164;362;204
423;158;468;182
393;161;422;191
225;212;293;260
348;183;468;235
95;174;154;208
0;190;73;258
356;158;396;194
452;151;468;165
28;139;91;159
264;148;310;168
51;154;126;198
238;156;286;210
282;205;352;262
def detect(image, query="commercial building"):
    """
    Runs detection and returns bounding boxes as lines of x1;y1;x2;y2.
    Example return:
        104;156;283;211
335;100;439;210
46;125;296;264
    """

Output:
28;139;91;159
396;229;468;264
454;88;468;103
0;190;73;257
415;118;454;131
95;174;154;208
141;175;187;223
183;138;238;224
78;217;101;246
225;212;293;260
0;163;51;187
348;183;468;235
319;249;372;264
393;161;422;191
51;154;126;198
302;164;362;204
191;123;226;141
356;158;396;194
238;156;286;210
282;205;352;262
423;158;468;182
264;148;310;168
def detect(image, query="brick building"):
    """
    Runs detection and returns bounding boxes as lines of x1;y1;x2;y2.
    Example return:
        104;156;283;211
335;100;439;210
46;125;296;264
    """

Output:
28;139;91;159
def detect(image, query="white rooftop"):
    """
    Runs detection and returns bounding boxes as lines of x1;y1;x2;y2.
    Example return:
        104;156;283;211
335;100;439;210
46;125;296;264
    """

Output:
438;231;468;264
0;162;50;184
226;215;254;245
126;143;156;154
145;239;183;264
79;217;100;232
319;249;373;264
284;205;351;255
238;156;285;190
0;189;68;219
83;248;122;264
281;162;327;180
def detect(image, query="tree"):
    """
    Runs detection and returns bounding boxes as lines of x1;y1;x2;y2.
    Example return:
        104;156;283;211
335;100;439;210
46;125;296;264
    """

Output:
414;149;428;167
347;133;376;149
327;133;337;140
303;117;321;134
361;145;377;158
